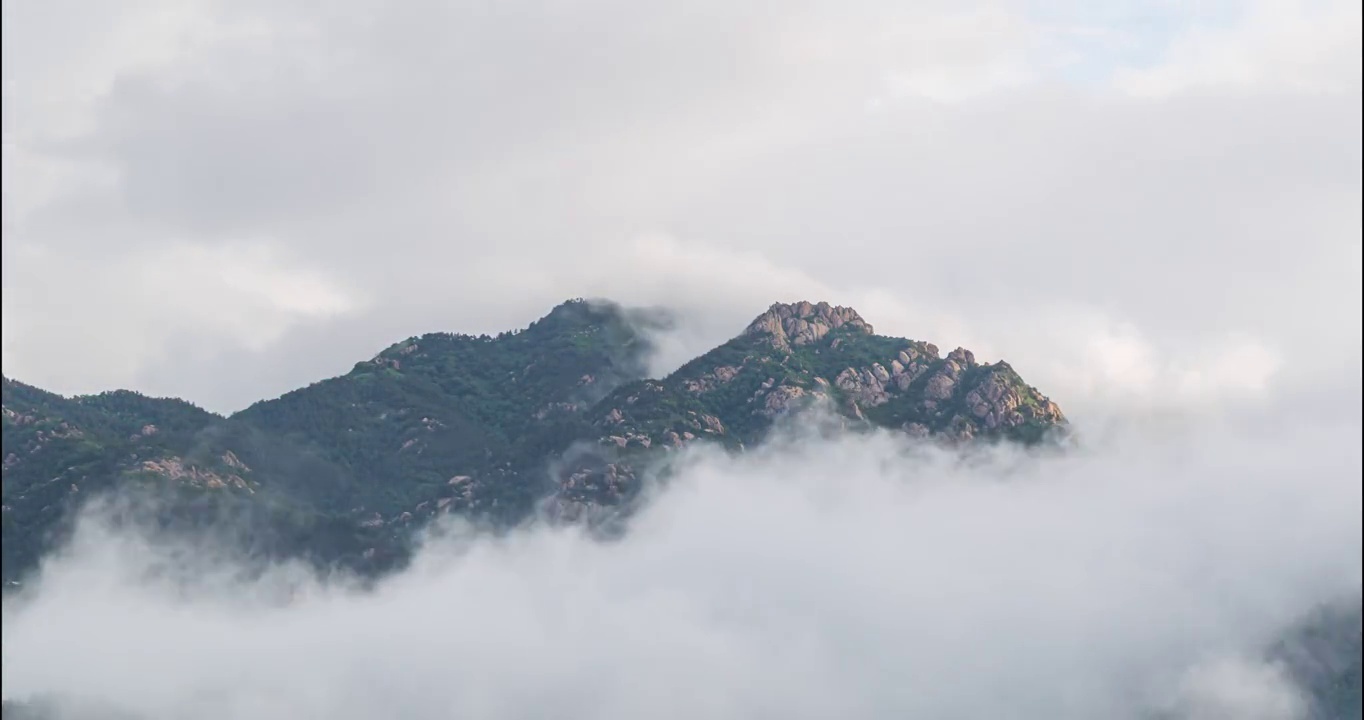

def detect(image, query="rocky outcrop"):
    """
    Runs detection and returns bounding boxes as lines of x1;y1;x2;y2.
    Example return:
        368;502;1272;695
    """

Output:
604;432;653;449
535;456;643;520
744;301;872;348
533;401;580;419
916;360;1065;442
583;301;1067;463
135;456;251;490
833;346;938;409
0;409;86;467
819;341;1064;443
681;365;741;394
551;302;1070;528
661;429;698;447
758;384;827;418
835;366;893;407
221;450;250;472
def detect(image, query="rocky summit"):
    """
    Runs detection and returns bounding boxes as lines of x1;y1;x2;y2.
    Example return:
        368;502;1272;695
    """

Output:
744;301;873;347
2;298;1066;583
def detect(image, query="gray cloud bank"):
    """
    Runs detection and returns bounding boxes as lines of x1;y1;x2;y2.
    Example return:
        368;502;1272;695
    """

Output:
3;408;1359;719
3;0;1360;416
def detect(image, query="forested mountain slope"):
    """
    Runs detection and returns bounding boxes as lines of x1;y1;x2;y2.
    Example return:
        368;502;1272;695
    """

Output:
2;299;1066;582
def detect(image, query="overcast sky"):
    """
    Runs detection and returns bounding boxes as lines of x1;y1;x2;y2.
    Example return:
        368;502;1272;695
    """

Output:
2;0;1360;417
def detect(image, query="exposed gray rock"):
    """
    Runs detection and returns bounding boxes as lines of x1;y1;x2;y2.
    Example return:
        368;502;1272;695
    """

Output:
682;365;742;393
744;301;872;348
924;373;956;401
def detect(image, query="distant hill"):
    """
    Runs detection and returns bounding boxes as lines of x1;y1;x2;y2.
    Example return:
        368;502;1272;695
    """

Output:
2;299;1066;583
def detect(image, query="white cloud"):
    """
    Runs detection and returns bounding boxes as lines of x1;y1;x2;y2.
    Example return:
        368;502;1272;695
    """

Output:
3;413;1359;718
0;240;358;392
1115;0;1363;96
552;235;1285;421
0;0;1357;415
2;5;1359;716
1169;656;1307;720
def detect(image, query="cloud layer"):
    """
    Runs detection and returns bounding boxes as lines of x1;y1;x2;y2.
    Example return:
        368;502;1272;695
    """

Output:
3;0;1360;415
4;408;1359;719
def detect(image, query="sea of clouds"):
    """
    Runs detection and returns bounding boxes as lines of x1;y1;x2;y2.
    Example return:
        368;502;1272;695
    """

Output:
3;399;1359;720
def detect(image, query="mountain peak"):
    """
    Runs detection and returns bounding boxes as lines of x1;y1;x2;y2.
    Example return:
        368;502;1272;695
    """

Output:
534;297;627;329
3;297;1070;585
743;301;872;348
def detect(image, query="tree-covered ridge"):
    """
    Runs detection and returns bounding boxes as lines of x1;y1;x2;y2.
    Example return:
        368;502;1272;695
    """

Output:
1;300;657;581
1;377;253;582
226;298;656;519
2;298;1065;583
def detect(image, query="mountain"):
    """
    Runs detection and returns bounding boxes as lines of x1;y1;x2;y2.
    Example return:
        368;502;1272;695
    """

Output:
1;299;1066;584
1272;600;1364;720
1;379;242;582
5;298;1360;719
542;300;1066;519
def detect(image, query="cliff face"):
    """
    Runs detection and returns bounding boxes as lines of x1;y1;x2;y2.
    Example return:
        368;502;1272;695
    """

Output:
2;299;1067;582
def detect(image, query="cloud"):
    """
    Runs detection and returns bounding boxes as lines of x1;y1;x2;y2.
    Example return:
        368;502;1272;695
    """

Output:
3;3;1359;717
1167;656;1307;720
0;240;358;392
3;409;1359;719
606;235;1287;425
1;0;1359;415
1114;0;1363;96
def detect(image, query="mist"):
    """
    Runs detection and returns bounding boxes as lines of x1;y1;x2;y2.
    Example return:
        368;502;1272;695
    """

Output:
3;406;1359;720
